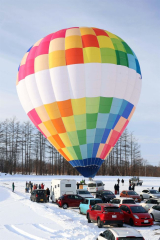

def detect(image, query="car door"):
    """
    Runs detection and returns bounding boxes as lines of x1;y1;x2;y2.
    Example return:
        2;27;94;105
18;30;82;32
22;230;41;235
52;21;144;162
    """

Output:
67;195;74;207
153;206;160;221
83;199;89;214
90;204;98;221
144;199;153;210
120;205;130;223
121;191;126;197
74;195;83;207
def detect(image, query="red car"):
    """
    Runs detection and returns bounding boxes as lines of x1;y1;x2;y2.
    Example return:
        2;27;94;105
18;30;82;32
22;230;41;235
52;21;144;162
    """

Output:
57;194;84;209
120;204;153;226
86;203;124;228
120;190;141;202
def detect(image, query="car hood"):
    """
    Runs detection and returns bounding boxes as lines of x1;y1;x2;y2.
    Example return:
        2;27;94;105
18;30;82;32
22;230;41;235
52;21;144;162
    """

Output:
134;213;151;218
103;195;115;198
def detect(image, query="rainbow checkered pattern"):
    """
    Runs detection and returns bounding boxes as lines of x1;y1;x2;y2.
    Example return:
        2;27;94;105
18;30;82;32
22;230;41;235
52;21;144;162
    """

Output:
16;27;142;177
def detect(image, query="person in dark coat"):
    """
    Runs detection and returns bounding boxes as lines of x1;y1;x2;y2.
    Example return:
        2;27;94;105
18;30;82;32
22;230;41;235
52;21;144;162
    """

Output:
46;188;50;202
117;184;119;194
129;184;132;190
121;179;124;186
132;184;135;191
39;184;41;189
12;182;15;192
117;178;120;185
114;184;117;194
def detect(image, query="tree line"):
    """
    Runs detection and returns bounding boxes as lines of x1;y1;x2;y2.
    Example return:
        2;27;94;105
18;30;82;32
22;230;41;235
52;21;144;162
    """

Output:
0;117;159;177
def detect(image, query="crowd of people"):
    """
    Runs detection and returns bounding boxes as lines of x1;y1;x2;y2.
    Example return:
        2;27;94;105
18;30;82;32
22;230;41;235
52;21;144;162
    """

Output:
114;178;136;194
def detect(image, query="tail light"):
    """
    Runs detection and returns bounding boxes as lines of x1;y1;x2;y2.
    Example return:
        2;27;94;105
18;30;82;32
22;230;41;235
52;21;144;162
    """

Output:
36;194;38;198
46;194;47;197
116;238;119;240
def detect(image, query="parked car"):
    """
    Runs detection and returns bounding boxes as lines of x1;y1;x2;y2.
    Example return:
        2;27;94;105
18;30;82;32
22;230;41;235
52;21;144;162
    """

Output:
76;189;94;198
57;194;84;209
120;204;153;226
97;227;145;240
129;177;143;186
110;197;135;206
140;189;160;200
87;180;105;193
87;203;124;228
140;198;160;211
149;205;160;221
79;198;102;214
30;190;47;203
120;190;141;202
96;190;116;203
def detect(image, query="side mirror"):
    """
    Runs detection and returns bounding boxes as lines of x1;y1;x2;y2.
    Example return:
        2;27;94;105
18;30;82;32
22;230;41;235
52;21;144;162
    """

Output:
100;233;104;237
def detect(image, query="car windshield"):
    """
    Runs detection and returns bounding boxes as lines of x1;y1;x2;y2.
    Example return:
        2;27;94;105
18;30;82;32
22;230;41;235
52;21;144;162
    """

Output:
102;191;114;195
150;190;159;194
36;190;45;195
90;199;102;205
104;207;121;212
123;200;135;204
118;238;143;240
127;191;138;195
88;183;96;187
78;191;90;194
130;206;147;213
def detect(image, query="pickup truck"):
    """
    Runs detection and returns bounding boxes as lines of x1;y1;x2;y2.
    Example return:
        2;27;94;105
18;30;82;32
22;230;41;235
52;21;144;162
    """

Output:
129;177;143;186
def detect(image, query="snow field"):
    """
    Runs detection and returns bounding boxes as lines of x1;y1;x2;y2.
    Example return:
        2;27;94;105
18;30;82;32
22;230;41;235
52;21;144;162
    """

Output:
0;174;160;240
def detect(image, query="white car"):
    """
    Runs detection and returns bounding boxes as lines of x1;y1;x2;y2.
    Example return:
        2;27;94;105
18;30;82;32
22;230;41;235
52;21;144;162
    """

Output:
140;198;160;211
149;205;160;221
110;197;135;207
97;227;144;240
76;189;94;198
140;189;160;200
87;180;105;193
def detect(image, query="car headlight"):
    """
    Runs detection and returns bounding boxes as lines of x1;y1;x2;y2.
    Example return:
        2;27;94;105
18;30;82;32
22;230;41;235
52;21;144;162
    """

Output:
133;215;139;219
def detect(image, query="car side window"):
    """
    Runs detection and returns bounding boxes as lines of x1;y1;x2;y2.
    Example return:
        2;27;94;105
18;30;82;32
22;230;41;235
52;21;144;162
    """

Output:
97;205;101;210
125;206;130;212
92;205;98;210
146;199;151;203
120;205;125;211
122;191;126;194
152;200;158;204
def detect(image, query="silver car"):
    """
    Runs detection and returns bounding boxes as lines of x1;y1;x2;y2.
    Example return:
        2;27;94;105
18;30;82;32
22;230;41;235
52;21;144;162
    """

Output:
140;198;160;211
149;205;160;221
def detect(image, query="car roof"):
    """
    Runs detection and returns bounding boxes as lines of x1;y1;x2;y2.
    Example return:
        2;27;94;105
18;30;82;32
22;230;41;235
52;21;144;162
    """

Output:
96;203;118;207
121;204;140;207
113;197;134;200
97;190;113;192
109;227;142;237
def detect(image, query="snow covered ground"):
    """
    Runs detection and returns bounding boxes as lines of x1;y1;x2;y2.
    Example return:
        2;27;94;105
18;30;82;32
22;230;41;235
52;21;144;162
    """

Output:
0;173;160;240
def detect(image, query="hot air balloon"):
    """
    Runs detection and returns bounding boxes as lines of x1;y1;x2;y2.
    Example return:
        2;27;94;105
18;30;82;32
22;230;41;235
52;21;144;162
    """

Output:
16;27;142;178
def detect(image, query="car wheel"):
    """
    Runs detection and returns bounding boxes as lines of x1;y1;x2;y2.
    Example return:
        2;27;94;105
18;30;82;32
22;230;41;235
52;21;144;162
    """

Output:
151;213;155;221
97;218;103;228
62;203;68;209
118;223;123;227
140;195;143;201
87;214;91;223
129;218;134;226
79;208;82;214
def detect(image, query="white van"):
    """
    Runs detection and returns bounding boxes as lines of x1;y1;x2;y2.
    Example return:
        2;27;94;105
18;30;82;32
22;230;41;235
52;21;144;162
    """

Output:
50;179;76;202
87;180;105;193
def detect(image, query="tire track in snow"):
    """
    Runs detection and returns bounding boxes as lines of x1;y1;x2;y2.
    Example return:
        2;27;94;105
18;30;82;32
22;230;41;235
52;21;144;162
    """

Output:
5;224;46;240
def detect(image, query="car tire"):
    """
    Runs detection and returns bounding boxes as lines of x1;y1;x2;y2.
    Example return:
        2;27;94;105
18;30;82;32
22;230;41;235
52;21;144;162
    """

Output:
97;218;103;228
79;208;82;214
87;214;91;223
140;195;143;201
151;213;155;221
62;203;68;209
129;218;134;226
118;223;123;227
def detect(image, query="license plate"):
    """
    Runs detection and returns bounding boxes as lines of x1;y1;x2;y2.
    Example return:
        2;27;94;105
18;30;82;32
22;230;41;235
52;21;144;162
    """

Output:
40;199;43;201
144;220;148;223
112;215;117;218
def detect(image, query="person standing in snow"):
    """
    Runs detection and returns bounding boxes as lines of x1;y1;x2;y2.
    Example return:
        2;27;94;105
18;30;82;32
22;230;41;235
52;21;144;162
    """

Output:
12;182;15;192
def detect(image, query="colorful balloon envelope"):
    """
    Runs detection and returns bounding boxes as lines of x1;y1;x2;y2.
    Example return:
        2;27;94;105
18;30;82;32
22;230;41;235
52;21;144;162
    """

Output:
16;27;142;178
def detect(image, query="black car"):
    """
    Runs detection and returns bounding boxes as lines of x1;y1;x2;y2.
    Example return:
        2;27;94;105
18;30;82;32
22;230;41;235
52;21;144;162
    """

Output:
96;190;116;203
30;190;47;203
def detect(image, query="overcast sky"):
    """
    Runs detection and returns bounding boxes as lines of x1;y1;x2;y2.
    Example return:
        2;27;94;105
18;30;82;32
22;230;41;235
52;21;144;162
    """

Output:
0;0;160;165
